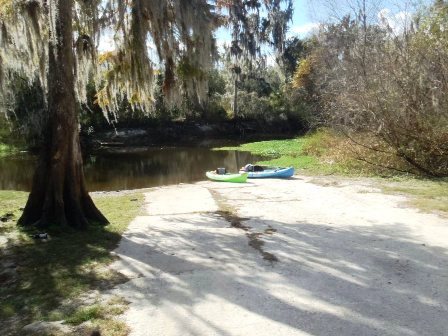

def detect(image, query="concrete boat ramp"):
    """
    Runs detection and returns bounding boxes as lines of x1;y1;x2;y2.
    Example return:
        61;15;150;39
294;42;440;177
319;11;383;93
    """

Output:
110;177;448;336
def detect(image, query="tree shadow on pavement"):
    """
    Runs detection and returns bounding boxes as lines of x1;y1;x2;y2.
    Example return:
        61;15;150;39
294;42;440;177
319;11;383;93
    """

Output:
112;212;448;336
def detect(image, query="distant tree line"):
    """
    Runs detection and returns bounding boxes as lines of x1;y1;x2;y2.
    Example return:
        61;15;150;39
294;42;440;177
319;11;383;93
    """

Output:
3;39;310;146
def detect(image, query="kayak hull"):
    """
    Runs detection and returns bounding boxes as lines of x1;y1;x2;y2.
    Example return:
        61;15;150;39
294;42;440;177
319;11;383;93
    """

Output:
206;171;248;183
243;166;294;178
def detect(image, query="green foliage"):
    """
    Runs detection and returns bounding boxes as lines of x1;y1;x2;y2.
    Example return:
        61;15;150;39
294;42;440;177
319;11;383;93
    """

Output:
0;141;18;157
79;81;110;133
177;58;205;81
203;100;228;121
2;76;46;149
239;75;273;97
201;70;229;121
213;60;310;128
0;190;28;235
65;305;103;325
216;137;322;171
269;84;314;126
280;37;307;79
64;300;129;335
0;136;20;157
219;138;303;156
215;129;445;177
208;69;226;97
233;91;272;120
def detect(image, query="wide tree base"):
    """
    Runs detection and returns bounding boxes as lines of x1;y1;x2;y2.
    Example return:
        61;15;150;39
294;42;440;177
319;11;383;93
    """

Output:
18;194;109;229
17;151;109;230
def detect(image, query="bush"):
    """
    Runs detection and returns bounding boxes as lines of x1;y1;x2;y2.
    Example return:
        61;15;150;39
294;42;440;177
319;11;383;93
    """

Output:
306;3;448;177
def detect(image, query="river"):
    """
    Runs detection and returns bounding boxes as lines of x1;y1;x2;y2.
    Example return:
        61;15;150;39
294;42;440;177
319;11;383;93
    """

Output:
0;146;262;191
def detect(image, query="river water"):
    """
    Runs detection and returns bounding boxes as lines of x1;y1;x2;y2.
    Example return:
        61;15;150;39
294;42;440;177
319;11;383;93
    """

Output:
0;147;262;191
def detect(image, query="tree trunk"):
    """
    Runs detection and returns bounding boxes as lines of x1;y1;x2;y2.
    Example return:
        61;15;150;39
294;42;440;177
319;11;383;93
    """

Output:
18;0;108;229
233;78;238;119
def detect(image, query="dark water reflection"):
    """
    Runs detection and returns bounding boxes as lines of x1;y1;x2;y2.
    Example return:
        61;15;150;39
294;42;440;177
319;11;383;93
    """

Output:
0;147;263;191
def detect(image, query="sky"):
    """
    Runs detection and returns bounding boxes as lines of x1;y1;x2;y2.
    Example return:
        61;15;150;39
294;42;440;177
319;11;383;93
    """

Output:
213;0;314;51
291;0;434;36
289;0;318;38
211;0;434;66
215;0;434;45
298;0;434;36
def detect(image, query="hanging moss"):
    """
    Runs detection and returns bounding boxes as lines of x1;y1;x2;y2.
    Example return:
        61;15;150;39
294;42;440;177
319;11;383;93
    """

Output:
0;0;14;20
0;1;284;121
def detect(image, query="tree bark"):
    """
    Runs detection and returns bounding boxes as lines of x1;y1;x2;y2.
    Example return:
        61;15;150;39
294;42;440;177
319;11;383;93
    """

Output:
233;78;238;119
18;0;108;229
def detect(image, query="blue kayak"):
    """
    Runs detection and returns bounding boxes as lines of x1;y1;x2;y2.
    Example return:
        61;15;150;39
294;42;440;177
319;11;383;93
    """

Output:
240;165;294;178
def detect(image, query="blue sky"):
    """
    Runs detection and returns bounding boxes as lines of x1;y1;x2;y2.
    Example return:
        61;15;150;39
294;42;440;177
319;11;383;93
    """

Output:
289;0;317;36
215;0;315;43
289;0;433;37
215;0;434;44
211;0;434;64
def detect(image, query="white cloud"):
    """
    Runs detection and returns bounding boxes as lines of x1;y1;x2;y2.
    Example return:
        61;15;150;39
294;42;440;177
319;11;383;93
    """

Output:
289;22;319;38
378;8;412;35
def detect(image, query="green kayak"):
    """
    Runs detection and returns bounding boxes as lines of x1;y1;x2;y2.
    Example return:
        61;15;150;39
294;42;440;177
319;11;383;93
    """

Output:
206;171;248;183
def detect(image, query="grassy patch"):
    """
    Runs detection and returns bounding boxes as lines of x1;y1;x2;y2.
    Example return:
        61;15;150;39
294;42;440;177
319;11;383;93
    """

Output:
65;305;103;325
0;118;22;157
381;178;448;216
216;137;322;171
63;298;129;335
215;129;419;176
0;143;19;157
89;318;129;336
64;297;127;321
0;191;144;333
0;191;28;235
215;130;354;174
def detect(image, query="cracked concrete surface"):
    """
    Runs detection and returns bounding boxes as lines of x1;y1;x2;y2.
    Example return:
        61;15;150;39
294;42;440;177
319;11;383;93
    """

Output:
110;177;448;336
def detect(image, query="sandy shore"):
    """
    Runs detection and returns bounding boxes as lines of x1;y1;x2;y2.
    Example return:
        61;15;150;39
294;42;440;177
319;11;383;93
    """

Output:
109;176;448;336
